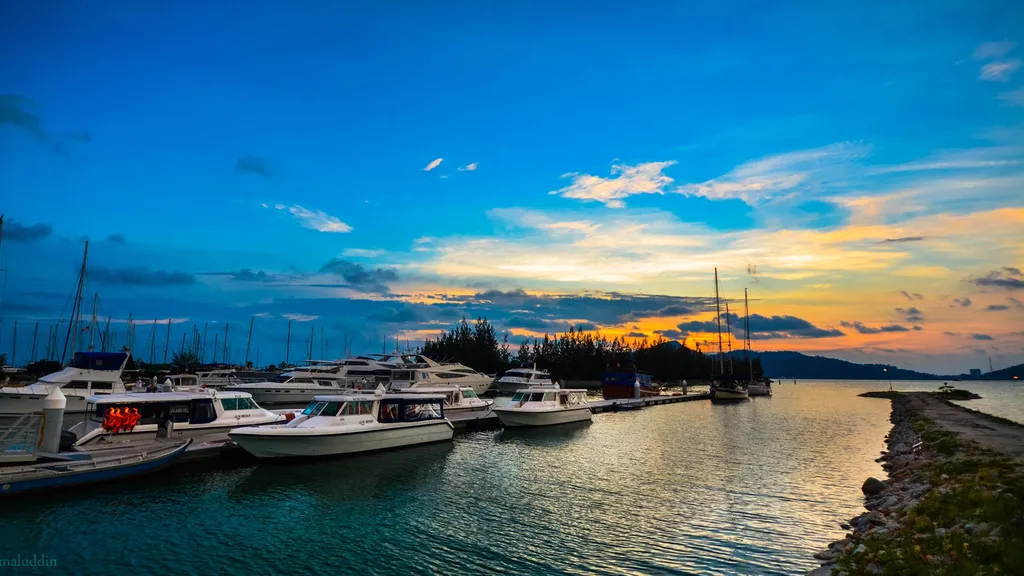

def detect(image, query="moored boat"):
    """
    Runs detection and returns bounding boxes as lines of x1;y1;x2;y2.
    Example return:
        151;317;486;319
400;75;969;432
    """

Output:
0;439;191;496
747;378;772;397
0;352;131;415
495;367;555;395
492;386;592;427
388;358;494;396
228;387;454;458
400;386;493;415
66;390;293;447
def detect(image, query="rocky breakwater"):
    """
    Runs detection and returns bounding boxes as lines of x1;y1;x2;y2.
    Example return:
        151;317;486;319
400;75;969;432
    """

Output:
807;392;1023;575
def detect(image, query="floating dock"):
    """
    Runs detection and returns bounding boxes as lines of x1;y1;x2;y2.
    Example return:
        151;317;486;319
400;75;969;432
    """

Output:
589;392;710;413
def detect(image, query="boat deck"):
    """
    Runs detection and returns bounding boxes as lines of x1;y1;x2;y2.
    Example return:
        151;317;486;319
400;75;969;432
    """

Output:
589;392;711;413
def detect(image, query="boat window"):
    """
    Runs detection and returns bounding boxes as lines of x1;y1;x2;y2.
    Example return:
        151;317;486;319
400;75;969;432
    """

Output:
558;394;567;405
91;382;114;390
237;397;256;410
510;392;525;403
392;371;412;381
542;393;555;402
317;380;335;387
170;403;191;423
462;389;478;399
529;393;545;402
403;402;443;421
221;398;239;411
438;372;465;379
192;400;217;424
379;401;401;422
63;380;94;389
319;402;341;417
340;401;374;415
302;401;327;416
291;378;315;385
345;360;369;366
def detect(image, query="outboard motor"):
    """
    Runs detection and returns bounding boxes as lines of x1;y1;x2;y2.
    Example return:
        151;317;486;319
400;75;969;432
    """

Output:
59;430;78;452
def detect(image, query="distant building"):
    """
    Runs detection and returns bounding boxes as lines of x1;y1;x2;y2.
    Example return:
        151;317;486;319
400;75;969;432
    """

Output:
969;368;982;378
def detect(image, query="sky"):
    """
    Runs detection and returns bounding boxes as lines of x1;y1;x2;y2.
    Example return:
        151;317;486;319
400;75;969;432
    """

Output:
1;0;1023;374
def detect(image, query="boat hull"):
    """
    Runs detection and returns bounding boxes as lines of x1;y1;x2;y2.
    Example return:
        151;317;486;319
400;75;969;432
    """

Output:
71;416;286;447
493;406;592;427
229;420;455;458
747;384;772;397
0;439;191;496
711;387;749;402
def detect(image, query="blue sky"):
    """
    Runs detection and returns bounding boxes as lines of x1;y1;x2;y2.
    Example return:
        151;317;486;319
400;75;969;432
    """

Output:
2;1;1023;373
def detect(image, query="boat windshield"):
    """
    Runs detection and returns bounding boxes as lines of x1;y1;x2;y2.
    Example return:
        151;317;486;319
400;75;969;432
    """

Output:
339;400;375;415
461;389;478;399
301;401;342;417
510;392;525;402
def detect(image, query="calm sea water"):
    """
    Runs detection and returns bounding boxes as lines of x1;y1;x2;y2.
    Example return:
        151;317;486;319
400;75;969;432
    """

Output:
1;380;1020;575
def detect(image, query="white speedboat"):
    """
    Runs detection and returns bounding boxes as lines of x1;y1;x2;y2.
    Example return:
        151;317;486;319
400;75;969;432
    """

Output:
389;358;494;395
495;368;555;395
229;387;454;458
492;386;592;427
400;386;493;415
0;352;130;415
224;363;350;405
67;390;293;447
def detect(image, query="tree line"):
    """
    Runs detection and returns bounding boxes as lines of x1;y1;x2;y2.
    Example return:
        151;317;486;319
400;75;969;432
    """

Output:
422;317;763;382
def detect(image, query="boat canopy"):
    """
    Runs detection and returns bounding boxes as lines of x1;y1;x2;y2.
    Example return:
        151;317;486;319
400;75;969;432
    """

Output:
69;352;129;371
312;393;447;402
87;391;253;403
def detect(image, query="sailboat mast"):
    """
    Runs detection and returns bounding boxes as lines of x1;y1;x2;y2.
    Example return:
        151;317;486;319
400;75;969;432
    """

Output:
150;320;157;362
223;323;229;364
88;293;98;350
745;288;753;381
714;267;724;374
63;240;89;363
285;320;291;365
212;333;219;363
164;318;171;363
244;316;254;365
724;301;734;374
30;322;38;362
309;326;314;361
201;322;208;363
11;320;17;366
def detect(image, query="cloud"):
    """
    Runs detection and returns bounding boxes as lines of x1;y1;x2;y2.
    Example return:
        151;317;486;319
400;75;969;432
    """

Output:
899;291;924;301
678;313;844;339
368;306;419;323
1010;297;1024;309
223;269;279;283
675;142;869;205
984;304;1010;311
550;161;677;208
1000;88;1024;108
235;155;272;178
970;333;994;341
655;329;687;340
881;236;927;244
458;163;478;172
974;41;1017;60
840;321;910;334
423;158;443;171
971;267;1024;290
951;297;972;308
3;220;52;243
626;331;648;338
319;259;398;294
894;306;924;322
459;289;711;326
283;313;318;322
0;94;45;140
274;204;352;233
343;248;387;258
91;266;195;286
980;60;1021;82
912;325;923;331
106;233;127;245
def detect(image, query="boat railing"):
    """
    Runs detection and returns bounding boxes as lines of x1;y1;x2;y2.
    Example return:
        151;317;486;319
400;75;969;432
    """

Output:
0;414;43;461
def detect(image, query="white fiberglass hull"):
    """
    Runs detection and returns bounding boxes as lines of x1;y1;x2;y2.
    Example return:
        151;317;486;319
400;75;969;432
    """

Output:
493;406;592;428
747;384;772;397
0;388;94;415
70;415;287;447
229;420;455;458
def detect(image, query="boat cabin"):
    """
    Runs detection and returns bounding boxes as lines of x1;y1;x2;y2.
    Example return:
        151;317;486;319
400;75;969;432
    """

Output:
398;386;482;407
508;387;588;408
601;371;659;400
84;391;264;428
304;393;447;423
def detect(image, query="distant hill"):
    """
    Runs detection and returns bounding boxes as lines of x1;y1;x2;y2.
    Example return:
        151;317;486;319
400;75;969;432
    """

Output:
985;363;1024;380
739;351;942;380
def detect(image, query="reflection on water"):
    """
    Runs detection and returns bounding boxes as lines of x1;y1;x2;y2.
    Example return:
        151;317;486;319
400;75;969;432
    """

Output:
1;380;1020;575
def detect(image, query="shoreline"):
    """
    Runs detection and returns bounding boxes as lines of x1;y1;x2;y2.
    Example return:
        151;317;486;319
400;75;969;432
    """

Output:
807;392;1024;575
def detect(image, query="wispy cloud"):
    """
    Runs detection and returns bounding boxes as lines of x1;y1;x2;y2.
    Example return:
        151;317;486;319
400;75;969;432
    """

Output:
899;291;924;301
3;220;52;243
343;248;387;258
423;158;443;171
840;321;909;334
271;204;352;233
676;142;869;205
92;266;195;286
458;163;478;172
881;236;927;244
971;267;1024;290
549;161;677;208
999;88;1024;108
284;313;319;322
869;159;1019;174
951;297;972;308
974;41;1017;60
319;259;398;294
980;60;1021;82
